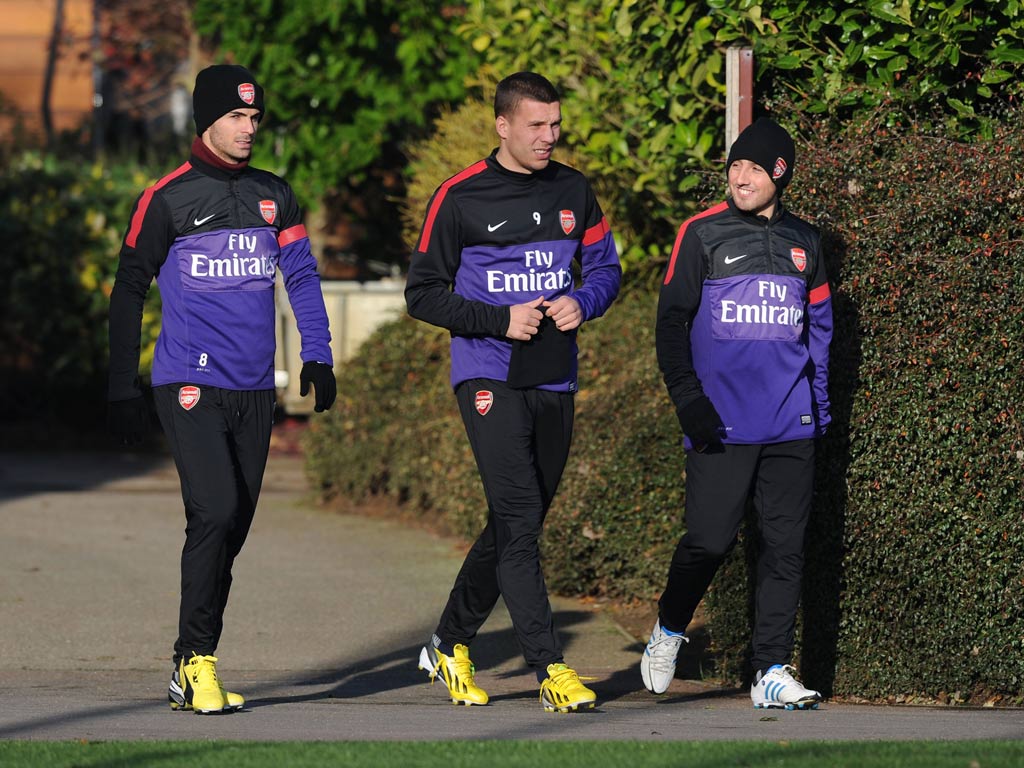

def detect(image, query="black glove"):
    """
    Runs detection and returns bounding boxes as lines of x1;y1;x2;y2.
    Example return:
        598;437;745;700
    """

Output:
108;396;149;445
676;395;725;452
299;361;336;413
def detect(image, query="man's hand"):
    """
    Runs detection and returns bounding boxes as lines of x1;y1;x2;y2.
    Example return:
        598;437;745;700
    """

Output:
676;395;726;452
299;361;337;413
506;296;546;341
108;396;149;446
542;295;582;331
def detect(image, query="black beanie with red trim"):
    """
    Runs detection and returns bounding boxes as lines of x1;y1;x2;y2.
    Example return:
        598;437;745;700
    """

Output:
726;117;795;195
192;64;265;137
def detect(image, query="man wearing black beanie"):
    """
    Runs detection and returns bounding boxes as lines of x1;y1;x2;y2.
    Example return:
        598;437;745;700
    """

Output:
107;63;336;714
642;117;833;711
192;64;265;139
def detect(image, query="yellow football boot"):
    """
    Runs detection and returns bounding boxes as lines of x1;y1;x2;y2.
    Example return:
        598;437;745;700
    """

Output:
539;663;597;713
168;654;231;714
220;685;245;711
418;643;489;706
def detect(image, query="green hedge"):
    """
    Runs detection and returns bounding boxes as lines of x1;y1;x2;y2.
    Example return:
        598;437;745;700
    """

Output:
0;153;163;436
307;110;1024;703
798;110;1022;704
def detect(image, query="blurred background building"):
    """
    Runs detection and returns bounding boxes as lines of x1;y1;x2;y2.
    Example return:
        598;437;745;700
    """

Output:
0;0;94;140
0;0;195;156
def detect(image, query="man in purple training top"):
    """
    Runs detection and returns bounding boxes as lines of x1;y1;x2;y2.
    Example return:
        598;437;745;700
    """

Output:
405;71;621;712
107;64;335;714
643;118;832;709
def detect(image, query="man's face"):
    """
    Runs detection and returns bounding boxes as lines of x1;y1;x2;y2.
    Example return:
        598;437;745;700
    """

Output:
495;98;561;174
203;108;261;164
728;158;778;218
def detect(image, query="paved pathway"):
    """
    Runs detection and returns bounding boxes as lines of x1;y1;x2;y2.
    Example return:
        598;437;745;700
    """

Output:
1;451;1021;741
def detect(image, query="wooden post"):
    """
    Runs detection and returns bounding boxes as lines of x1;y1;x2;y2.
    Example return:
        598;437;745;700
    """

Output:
725;46;754;154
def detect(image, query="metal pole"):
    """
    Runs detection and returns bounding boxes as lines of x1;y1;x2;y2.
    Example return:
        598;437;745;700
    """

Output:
725;46;754;154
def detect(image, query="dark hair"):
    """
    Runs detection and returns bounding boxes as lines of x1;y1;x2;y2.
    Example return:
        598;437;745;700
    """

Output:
494;72;559;119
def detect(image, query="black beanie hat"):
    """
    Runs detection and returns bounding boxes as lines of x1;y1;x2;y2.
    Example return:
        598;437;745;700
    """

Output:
193;64;265;137
726;117;795;195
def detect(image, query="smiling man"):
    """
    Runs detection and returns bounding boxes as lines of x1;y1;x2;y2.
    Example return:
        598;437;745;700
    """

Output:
107;64;336;714
643;118;833;710
405;71;621;712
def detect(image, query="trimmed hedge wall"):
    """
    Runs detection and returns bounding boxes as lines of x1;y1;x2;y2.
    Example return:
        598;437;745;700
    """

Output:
0;153;163;437
788;110;1022;704
306;111;1024;703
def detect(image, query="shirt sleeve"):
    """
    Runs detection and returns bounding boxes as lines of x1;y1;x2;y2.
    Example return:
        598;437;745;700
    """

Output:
107;191;173;401
655;219;708;411
573;185;621;321
276;187;333;366
404;186;509;337
806;238;833;433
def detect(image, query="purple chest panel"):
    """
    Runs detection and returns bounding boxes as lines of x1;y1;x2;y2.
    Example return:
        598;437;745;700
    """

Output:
705;274;807;342
456;239;579;305
174;229;278;292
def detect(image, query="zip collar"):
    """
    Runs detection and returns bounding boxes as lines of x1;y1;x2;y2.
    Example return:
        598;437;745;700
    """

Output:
726;195;786;225
485;149;558;185
189;137;251;180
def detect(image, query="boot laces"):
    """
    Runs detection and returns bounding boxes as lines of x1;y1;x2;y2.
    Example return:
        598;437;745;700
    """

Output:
427;648;477;688
549;663;580;688
452;656;475;682
191;655;220;688
647;631;685;674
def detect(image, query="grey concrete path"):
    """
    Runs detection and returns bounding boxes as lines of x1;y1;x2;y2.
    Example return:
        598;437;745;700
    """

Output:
0;451;1022;742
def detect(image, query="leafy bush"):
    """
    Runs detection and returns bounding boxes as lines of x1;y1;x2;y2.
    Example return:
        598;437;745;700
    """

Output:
0;152;162;435
307;109;1024;703
192;0;477;207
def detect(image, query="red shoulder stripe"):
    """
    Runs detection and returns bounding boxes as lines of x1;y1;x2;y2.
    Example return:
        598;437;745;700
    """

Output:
416;160;488;253
809;283;832;304
125;162;191;248
278;224;307;247
663;201;728;285
582;216;610;246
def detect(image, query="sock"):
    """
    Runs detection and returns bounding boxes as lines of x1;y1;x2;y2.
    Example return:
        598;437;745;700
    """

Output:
537;661;564;683
756;663;784;681
431;633;455;657
658;617;685;636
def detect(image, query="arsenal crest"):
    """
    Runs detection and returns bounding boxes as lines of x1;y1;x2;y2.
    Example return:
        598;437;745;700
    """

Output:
790;247;807;272
475;390;493;416
259;200;277;224
178;386;201;411
559;210;576;235
238;83;256;105
772;157;788;181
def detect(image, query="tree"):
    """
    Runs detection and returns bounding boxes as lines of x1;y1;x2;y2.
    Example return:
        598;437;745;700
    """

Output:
191;1;476;205
41;0;65;149
96;0;195;159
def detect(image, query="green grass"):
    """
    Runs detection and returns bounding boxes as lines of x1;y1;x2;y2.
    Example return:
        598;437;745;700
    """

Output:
1;740;1021;767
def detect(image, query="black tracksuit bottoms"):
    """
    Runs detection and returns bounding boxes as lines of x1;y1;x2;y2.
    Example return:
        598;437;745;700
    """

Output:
154;384;275;665
435;378;574;671
658;439;815;674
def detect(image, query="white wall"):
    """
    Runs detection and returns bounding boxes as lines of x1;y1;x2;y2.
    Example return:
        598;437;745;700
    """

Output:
274;278;407;414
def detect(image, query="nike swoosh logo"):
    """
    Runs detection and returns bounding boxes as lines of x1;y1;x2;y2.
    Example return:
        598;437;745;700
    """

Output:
723;254;748;264
487;220;508;232
194;214;215;226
